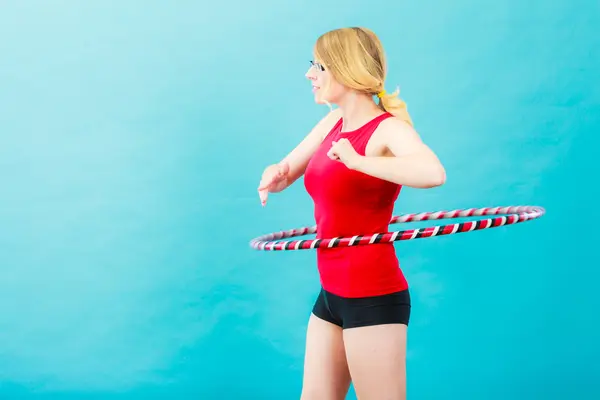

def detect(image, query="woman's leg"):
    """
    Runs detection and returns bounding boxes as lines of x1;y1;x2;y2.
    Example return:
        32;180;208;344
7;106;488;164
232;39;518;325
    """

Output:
340;289;411;400
301;290;352;400
343;323;408;400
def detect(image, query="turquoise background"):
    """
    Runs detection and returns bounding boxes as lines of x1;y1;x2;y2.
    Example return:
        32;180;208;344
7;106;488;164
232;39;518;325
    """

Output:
1;1;598;398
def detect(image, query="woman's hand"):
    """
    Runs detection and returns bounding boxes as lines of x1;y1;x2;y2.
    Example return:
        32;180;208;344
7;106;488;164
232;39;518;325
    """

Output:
257;162;290;206
327;138;361;169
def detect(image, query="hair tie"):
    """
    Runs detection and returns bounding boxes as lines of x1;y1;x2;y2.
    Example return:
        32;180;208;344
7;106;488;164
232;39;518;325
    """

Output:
377;90;386;98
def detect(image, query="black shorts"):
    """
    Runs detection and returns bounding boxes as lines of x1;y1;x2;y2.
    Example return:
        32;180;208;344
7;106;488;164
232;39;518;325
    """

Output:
311;287;411;329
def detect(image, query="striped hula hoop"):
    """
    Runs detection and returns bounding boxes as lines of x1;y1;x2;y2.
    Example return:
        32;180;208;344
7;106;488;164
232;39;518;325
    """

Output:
249;205;545;251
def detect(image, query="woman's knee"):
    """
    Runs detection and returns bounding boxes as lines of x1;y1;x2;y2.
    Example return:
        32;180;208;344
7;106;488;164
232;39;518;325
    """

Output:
300;386;345;400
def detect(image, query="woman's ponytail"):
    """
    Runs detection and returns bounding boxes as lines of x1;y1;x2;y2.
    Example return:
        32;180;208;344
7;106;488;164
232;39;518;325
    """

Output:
377;86;413;127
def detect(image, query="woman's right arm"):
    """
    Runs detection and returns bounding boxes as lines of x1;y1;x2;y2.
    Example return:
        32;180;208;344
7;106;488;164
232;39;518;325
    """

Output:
278;108;342;189
258;108;342;204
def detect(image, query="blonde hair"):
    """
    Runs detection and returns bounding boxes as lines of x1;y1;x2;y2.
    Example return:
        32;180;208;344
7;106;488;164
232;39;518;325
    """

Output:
314;27;413;126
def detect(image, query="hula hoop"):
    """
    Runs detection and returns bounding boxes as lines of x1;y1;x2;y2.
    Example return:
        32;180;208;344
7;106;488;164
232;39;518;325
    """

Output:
250;205;545;251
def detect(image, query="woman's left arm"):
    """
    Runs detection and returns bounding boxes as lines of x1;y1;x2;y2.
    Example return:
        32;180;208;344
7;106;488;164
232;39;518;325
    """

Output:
345;119;446;188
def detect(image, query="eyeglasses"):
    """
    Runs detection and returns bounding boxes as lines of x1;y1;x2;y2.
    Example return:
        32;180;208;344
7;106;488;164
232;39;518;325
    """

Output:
310;60;325;71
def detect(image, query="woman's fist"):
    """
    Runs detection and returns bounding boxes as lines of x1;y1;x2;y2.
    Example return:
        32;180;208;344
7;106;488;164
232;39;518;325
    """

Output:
327;138;360;169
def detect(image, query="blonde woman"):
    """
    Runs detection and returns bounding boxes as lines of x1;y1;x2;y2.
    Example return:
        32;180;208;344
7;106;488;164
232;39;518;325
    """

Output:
258;27;446;399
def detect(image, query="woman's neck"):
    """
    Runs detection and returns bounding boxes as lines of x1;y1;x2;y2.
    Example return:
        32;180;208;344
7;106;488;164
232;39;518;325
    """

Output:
336;92;384;132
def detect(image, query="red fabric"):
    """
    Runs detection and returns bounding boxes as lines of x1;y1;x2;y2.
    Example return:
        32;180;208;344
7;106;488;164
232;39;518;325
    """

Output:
304;112;408;298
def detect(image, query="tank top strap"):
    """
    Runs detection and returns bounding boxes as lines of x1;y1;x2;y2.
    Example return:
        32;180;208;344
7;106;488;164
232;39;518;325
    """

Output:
325;117;344;141
348;112;393;155
368;112;394;131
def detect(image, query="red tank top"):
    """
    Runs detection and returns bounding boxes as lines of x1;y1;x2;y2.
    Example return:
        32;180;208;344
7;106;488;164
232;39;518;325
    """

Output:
304;112;408;298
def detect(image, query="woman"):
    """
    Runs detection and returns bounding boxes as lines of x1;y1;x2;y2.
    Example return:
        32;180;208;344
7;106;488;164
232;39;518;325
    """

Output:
257;27;446;400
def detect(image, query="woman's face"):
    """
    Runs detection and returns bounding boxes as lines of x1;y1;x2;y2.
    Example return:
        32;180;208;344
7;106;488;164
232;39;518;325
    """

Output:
305;59;346;105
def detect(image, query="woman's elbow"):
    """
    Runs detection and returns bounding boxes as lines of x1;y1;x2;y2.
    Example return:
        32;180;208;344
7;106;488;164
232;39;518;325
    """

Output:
437;164;447;186
426;163;446;188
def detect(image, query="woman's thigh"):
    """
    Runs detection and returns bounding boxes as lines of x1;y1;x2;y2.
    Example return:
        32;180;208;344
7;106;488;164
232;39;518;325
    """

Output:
343;323;408;400
301;313;352;400
337;289;411;400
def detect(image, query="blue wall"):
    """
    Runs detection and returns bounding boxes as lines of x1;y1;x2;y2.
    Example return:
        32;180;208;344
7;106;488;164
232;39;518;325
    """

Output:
1;1;598;398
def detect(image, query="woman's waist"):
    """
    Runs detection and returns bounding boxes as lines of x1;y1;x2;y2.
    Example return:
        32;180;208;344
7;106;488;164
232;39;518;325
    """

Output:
316;241;397;262
316;245;402;286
